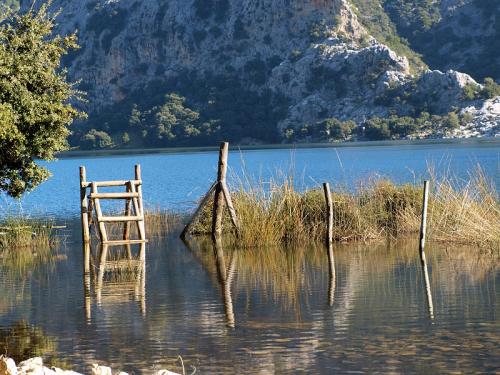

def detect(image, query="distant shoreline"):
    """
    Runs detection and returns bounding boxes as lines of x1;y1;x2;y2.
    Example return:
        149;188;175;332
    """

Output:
56;138;500;159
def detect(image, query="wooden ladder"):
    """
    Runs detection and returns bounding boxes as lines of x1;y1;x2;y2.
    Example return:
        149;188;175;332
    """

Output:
79;164;147;245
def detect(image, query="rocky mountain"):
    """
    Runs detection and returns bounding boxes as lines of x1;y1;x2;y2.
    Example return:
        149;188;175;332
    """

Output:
18;0;500;147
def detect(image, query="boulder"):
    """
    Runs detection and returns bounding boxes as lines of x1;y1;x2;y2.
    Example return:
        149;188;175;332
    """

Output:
0;356;17;375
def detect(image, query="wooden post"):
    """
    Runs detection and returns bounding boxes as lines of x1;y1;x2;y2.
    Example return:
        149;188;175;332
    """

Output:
419;180;430;253
323;182;333;244
221;183;240;237
134;165;146;240
83;241;91;275
212;142;229;240
135;165;143;213
80;166;90;244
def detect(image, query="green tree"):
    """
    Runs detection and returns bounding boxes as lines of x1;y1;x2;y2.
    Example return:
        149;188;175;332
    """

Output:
444;112;460;129
0;5;84;198
153;93;200;141
80;129;114;150
482;77;500;98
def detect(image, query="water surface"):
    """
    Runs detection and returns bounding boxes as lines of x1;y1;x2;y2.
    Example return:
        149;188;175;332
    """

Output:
0;228;498;374
3;141;500;217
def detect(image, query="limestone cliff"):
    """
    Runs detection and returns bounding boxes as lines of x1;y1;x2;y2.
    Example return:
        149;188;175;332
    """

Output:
26;0;500;145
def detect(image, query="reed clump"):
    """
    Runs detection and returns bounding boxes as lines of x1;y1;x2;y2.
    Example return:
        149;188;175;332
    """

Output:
0;216;58;250
104;208;184;240
190;171;500;250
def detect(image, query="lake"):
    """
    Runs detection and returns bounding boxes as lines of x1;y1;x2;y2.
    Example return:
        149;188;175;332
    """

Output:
1;141;499;374
0;229;498;374
2;140;500;218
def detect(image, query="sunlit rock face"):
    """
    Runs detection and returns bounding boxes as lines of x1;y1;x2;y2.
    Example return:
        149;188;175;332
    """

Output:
29;0;499;139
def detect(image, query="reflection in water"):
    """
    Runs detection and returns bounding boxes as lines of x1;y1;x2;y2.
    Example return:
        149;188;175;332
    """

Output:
0;321;67;367
83;243;146;322
1;233;498;374
420;249;434;319
327;243;336;307
213;239;236;328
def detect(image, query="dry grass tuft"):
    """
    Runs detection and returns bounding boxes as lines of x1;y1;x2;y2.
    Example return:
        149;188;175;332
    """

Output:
188;169;500;251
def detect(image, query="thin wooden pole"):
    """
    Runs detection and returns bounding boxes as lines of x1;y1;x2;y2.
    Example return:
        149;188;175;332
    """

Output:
212;142;229;240
323;182;333;244
135;165;146;241
180;181;217;240
135;165;143;213
221;182;240;237
419;180;430;253
80;166;90;244
83;241;91;275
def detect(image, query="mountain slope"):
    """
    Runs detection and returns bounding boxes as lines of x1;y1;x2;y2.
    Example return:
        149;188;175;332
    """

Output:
19;0;500;148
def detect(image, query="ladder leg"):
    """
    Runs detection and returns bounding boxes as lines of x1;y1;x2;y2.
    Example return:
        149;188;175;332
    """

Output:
91;182;108;243
123;182;132;240
130;183;146;241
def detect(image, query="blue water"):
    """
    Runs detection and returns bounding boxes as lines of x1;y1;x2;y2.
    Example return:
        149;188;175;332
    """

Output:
3;141;500;217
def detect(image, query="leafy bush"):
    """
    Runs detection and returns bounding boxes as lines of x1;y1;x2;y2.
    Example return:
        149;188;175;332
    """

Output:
80;129;114;150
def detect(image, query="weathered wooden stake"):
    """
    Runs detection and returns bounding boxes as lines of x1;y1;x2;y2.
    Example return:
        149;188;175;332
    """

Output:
221;183;240;237
323;182;334;244
419;180;430;253
80;166;90;244
212;142;229;240
180;142;240;240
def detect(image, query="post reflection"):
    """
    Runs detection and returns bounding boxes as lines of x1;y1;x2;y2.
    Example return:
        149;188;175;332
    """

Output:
213;238;237;328
327;243;336;307
419;249;434;320
83;242;146;322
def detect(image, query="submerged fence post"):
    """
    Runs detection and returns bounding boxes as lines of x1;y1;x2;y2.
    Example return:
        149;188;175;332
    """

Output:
80;166;91;245
323;182;333;244
181;141;239;240
212;142;229;240
419;180;430;253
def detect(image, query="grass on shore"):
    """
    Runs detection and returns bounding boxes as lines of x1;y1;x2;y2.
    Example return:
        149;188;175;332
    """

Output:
0;217;58;250
188;169;500;250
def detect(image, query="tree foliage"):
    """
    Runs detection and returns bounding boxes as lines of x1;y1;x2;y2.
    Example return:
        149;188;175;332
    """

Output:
0;5;84;197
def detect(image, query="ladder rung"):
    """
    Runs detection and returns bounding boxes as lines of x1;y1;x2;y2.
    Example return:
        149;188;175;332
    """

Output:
103;240;148;247
90;192;139;199
99;216;143;222
81;180;142;188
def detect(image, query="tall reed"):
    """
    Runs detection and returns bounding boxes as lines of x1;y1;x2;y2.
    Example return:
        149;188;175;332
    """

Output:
190;169;500;250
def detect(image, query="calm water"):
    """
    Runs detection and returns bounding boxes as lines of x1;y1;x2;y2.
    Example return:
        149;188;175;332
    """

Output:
2;141;500;217
1;142;499;373
0;229;498;374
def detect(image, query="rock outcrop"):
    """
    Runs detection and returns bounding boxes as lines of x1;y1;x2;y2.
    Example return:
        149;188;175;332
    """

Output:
24;0;500;143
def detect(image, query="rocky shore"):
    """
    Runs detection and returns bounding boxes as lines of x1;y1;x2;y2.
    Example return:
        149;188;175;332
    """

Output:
0;357;180;375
